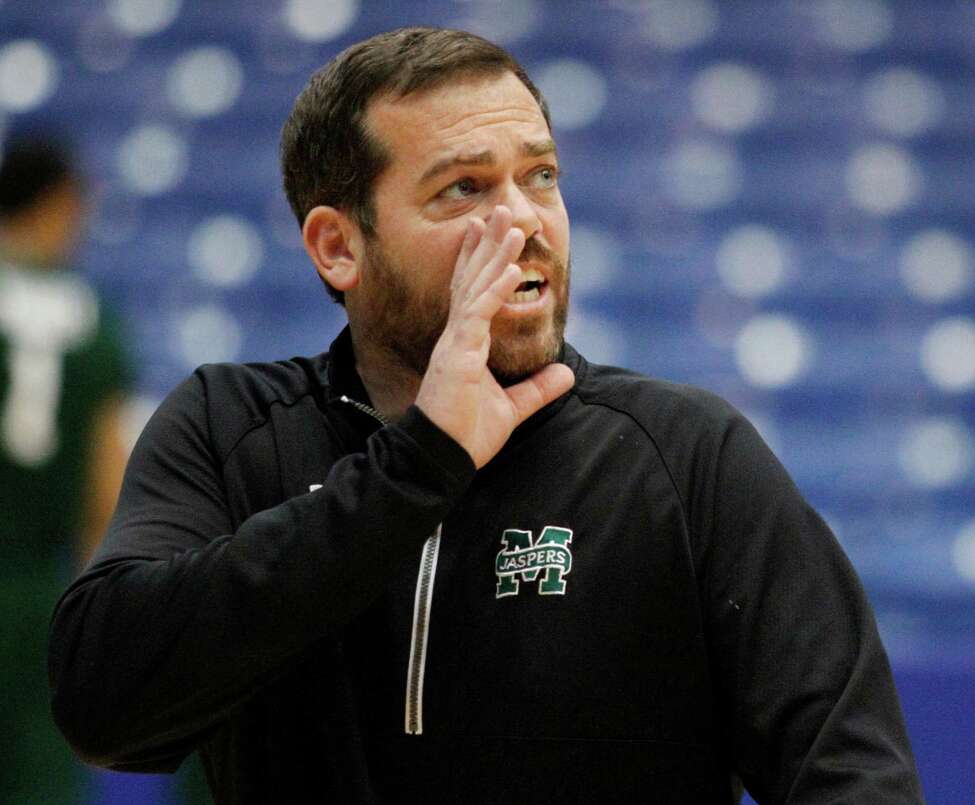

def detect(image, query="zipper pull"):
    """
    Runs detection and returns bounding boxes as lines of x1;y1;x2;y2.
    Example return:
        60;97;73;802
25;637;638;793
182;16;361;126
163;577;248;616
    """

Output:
339;394;389;426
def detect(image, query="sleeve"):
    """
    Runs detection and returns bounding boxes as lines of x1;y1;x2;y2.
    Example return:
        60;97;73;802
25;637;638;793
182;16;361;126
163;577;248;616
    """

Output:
47;372;475;772
695;410;924;804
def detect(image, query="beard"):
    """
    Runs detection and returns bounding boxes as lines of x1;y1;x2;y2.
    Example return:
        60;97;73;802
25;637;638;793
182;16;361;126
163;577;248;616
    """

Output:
355;235;570;384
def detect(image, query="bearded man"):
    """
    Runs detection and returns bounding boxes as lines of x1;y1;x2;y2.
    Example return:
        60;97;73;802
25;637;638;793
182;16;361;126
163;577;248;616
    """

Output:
50;27;923;804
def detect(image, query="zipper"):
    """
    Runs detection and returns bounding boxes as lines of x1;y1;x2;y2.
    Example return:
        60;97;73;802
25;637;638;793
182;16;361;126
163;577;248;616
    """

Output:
337;395;442;737
405;525;442;735
338;394;389;426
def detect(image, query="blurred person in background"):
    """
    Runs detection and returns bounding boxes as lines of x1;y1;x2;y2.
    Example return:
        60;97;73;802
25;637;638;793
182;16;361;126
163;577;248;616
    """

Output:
0;134;131;804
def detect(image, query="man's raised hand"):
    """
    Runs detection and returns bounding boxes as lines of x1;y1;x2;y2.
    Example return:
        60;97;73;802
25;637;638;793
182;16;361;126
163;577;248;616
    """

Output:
414;206;574;469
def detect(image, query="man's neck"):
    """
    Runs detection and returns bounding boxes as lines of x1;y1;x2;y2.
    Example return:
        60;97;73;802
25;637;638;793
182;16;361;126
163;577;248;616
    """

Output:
350;330;422;422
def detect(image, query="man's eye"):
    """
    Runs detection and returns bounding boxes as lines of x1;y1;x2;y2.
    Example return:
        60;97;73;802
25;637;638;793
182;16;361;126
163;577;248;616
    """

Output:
441;178;480;199
530;166;559;189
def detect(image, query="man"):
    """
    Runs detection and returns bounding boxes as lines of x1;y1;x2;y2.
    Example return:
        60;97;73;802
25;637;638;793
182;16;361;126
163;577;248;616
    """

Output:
0;136;130;803
49;28;923;803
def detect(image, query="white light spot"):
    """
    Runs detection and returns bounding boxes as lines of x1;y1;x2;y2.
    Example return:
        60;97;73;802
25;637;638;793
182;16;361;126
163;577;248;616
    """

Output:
116;124;188;196
284;0;360;43
664;140;742;209
642;0;719;51
459;0;540;44
735;314;813;388
691;63;772;133
716;225;791;298
846;143;921;216
565;310;625;367
920;317;975;392
900;230;972;303
533;59;608;131
175;304;243;368
952;519;975;585
813;0;893;52
898;417;974;488
0;40;59;112
167;46;244;118
864;67;945;138
188;215;264;287
569;224;621;295
108;0;182;37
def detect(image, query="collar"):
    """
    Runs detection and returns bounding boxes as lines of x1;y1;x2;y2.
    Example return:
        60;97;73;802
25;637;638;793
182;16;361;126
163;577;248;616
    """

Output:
320;324;581;433
322;325;374;407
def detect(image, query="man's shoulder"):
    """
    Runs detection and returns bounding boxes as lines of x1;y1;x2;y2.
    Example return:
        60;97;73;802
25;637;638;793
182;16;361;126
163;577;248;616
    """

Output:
192;353;329;410
572;354;740;438
566;353;758;494
153;353;331;461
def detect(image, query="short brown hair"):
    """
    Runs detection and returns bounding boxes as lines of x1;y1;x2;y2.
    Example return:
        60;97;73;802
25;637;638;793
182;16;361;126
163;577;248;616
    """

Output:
280;27;550;304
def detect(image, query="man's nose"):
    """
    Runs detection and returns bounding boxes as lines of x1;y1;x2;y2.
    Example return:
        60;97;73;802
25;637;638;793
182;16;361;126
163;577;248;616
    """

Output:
497;182;541;242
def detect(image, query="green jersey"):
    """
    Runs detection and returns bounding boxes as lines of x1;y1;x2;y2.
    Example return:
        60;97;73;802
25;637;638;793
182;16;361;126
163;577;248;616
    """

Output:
0;260;131;567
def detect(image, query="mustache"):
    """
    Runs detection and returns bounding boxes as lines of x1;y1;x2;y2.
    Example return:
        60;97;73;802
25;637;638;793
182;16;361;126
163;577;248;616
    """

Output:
518;237;565;273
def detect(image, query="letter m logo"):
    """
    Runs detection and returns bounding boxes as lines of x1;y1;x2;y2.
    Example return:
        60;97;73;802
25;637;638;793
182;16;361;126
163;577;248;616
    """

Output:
495;526;573;598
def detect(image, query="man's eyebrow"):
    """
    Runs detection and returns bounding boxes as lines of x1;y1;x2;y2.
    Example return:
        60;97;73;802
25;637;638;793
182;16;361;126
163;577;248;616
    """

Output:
522;138;557;159
419;139;558;184
420;151;495;184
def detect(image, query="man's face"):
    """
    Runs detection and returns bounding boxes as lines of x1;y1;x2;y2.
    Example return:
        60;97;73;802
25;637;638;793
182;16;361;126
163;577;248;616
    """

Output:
347;70;570;383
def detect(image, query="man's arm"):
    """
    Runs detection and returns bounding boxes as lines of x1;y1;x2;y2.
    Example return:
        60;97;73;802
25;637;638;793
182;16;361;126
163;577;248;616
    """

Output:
698;412;923;803
49;376;475;771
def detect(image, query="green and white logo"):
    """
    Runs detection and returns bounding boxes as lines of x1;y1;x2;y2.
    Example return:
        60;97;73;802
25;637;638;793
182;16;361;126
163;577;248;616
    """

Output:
495;526;573;598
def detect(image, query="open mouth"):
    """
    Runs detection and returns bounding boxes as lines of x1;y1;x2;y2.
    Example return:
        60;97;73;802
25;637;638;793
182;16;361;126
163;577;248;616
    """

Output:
510;267;547;304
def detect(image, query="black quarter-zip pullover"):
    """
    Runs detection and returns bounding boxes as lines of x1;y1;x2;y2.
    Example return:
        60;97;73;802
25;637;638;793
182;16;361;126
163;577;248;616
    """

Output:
49;327;923;804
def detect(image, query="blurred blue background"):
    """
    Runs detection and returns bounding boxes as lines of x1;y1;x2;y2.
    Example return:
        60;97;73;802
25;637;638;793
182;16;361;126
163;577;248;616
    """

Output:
1;0;972;801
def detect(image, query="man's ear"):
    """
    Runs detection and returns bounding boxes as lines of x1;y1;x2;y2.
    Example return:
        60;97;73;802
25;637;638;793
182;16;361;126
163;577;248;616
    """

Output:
302;205;362;293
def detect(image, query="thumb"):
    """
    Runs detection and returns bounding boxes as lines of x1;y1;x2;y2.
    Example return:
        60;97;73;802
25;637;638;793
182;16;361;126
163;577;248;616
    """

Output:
505;363;575;425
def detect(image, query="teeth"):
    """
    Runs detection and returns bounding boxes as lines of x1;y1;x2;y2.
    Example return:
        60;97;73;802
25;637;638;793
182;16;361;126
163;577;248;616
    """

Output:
508;266;545;304
510;286;541;303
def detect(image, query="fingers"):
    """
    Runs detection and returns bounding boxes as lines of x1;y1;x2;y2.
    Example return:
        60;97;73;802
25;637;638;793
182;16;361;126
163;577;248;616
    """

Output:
452;206;523;305
504;363;575;425
468;259;522;322
448;261;522;353
451;209;503;298
446;205;528;353
466;227;524;305
451;217;486;295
